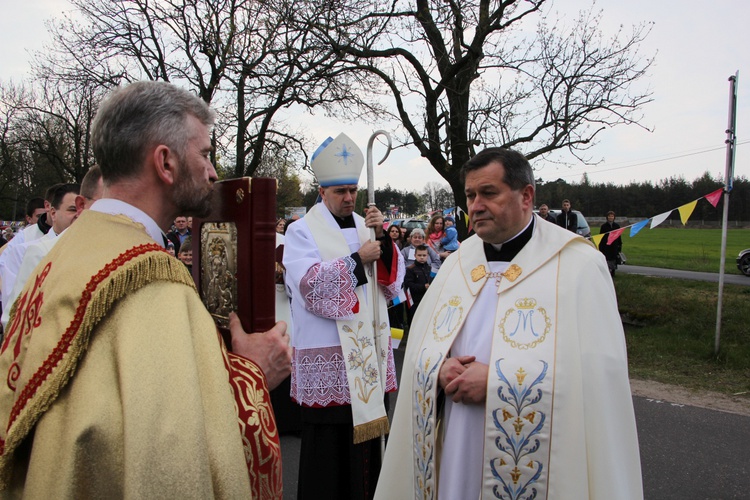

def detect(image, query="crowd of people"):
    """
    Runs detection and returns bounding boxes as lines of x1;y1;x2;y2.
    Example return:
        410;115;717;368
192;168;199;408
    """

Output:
0;80;640;499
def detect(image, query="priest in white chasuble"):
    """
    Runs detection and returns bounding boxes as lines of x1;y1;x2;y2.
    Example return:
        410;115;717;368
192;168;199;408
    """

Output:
375;148;643;500
283;133;404;500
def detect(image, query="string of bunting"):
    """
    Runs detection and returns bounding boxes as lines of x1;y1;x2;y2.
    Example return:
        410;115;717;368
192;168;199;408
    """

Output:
446;187;724;247
455;206;471;232
591;187;725;247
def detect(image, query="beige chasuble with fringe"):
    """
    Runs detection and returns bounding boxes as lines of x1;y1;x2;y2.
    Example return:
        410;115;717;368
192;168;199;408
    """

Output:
0;209;281;499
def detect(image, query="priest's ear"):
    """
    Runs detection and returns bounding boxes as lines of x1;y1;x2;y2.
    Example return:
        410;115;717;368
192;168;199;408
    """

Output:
74;195;86;215
520;184;535;209
152;144;178;186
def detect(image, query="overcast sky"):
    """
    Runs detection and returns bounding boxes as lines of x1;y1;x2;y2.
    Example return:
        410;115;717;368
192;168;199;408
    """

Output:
1;0;747;193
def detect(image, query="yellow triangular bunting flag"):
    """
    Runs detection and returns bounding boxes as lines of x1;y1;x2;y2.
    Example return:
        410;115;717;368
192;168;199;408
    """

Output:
591;233;604;248
677;200;698;225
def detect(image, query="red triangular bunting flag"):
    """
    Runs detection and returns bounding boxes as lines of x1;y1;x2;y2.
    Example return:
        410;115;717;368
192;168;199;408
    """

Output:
606;228;625;246
704;188;723;208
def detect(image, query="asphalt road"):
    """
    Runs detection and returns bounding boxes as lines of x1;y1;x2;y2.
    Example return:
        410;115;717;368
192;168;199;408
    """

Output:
278;347;750;499
635;396;750;499
619;264;750;286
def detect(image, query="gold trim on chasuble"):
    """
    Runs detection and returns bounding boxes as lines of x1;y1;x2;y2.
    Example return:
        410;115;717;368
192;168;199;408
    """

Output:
412;271;474;500
412;258;557;500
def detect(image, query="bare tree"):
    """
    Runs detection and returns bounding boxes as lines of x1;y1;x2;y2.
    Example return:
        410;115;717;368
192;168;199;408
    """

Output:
0;84;34;217
223;0;390;176
41;0;244;170
0;80;90;219
422;181;452;213
43;0;236;101
0;76;100;203
435;187;455;212
42;0;377;177
13;76;101;183
303;0;653;230
253;155;304;216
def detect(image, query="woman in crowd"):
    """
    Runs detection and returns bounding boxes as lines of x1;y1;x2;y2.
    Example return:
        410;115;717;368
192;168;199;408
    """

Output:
401;228;441;269
276;218;286;234
388;224;406;250
599;210;623;277
387;225;407;330
425;214;445;252
426;214;454;260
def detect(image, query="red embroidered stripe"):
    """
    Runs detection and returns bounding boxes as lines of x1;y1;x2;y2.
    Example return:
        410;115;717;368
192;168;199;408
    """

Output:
5;244;166;432
226;352;283;498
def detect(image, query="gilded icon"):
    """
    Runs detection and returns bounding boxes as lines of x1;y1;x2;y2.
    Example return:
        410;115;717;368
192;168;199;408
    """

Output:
200;222;238;327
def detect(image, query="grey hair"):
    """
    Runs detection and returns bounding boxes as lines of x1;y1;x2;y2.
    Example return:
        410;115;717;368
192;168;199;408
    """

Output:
91;81;214;183
410;228;426;238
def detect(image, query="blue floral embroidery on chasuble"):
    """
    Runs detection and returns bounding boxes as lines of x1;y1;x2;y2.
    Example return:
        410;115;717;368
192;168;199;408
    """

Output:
413;348;443;500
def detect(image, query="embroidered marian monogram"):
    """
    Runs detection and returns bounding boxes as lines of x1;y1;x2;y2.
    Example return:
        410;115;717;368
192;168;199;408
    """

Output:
498;298;551;350
432;296;463;342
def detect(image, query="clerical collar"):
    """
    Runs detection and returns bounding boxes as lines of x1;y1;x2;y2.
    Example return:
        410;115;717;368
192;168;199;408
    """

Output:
37;213;52;235
483;217;534;262
91;198;167;247
332;213;356;229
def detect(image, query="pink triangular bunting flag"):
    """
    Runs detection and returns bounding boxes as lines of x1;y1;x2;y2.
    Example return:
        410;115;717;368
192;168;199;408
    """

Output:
606;228;625;245
704;188;723;208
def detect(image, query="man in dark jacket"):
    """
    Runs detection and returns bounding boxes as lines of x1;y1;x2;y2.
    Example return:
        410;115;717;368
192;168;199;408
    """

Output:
538;204;556;223
556;199;578;233
403;245;433;325
167;215;191;253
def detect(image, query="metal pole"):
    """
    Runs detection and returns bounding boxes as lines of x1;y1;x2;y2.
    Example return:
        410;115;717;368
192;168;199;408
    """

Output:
715;71;738;355
365;130;392;458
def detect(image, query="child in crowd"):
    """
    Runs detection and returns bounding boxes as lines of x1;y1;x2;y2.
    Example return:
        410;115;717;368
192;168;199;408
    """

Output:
178;236;193;272
403;245;433;325
441;216;460;252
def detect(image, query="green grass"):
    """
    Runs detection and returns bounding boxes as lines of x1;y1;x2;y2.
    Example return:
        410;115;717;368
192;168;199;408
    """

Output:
596;227;749;274
593;226;750;394
614;273;750;395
